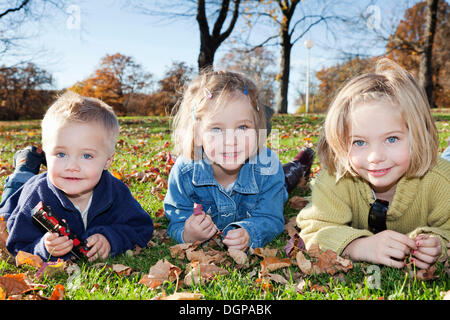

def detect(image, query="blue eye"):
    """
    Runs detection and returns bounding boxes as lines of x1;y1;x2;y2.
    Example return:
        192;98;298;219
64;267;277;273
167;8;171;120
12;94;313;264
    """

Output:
386;136;398;144
211;127;222;133
83;154;93;159
237;125;248;131
353;140;366;147
56;152;66;158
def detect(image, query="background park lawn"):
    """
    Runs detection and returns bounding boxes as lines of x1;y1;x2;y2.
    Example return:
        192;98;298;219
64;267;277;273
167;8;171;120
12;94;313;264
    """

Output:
0;112;449;300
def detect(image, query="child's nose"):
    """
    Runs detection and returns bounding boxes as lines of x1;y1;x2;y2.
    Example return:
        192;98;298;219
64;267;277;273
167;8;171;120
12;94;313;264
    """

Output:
223;129;237;145
367;145;386;164
65;157;81;171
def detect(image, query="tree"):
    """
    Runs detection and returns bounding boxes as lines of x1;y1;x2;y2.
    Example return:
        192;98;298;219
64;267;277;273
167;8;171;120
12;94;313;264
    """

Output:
386;0;448;108
314;56;377;113
70;53;153;115
242;0;344;113
219;46;277;107
196;0;241;69
0;0;69;56
0;62;54;119
145;61;194;115
130;0;242;71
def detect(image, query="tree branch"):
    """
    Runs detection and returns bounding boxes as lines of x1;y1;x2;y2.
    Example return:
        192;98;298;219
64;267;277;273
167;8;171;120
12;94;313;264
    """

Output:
0;0;30;19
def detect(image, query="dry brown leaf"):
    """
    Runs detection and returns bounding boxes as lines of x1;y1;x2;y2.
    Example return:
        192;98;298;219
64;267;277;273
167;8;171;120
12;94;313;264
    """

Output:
295;251;312;274
267;273;289;285
112;264;133;276
184;263;229;286
0;219;8;251
415;265;438;281
227;248;247;265
307;243;322;258
260;257;290;275
169;242;200;259
284;216;299;237
15;251;43;269
139;259;182;289
0;273;46;297
288;196;309;210
252;247;278;258
159;291;203;300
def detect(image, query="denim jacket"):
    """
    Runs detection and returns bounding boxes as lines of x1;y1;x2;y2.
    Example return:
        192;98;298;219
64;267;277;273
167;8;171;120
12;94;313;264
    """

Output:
164;147;288;248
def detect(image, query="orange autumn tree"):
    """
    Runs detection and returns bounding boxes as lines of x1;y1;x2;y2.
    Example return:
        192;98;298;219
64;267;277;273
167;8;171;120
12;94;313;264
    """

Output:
386;0;448;108
70;53;153;115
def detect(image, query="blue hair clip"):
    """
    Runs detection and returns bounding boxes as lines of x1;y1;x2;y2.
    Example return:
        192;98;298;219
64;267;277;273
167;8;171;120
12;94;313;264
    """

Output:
243;85;248;95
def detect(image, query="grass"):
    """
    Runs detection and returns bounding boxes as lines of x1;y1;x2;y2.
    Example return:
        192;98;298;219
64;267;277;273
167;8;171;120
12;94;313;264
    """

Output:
0;112;449;300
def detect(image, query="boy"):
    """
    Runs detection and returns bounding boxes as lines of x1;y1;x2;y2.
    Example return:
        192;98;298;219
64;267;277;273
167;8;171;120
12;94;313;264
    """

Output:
1;91;154;262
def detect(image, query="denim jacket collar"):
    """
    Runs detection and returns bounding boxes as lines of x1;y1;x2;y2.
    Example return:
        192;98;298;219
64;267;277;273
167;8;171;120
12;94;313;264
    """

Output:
192;157;259;194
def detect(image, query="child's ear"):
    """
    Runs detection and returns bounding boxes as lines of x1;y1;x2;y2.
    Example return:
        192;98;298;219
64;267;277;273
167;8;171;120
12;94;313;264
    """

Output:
104;152;115;170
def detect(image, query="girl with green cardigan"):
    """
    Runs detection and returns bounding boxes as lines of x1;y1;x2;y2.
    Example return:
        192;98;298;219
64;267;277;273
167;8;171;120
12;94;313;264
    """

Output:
297;59;449;270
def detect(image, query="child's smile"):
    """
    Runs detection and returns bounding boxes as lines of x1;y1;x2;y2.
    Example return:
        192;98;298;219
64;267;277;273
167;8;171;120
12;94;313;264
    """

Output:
200;93;258;185
349;101;411;201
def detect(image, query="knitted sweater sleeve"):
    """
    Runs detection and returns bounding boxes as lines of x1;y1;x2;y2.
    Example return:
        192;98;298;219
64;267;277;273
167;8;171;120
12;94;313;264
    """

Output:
296;170;372;255
407;159;450;258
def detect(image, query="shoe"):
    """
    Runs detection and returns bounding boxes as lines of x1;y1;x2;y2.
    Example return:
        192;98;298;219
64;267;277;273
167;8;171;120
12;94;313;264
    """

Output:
13;145;46;174
283;147;315;193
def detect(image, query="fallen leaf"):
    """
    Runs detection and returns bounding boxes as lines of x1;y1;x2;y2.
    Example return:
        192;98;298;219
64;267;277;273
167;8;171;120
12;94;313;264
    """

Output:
139;259;182;289
0;218;7;251
15;251;43;269
415;265;438;281
184;263;229;286
260;257;290;275
35;259;66;279
295;251;312;274
284;233;306;257
267;273;289;285
227;248;247;265
112;264;133;276
284;216;299;237
251;247;278;259
49;284;65;300
288;196;309;210
0;273;46;297
169;242;200;260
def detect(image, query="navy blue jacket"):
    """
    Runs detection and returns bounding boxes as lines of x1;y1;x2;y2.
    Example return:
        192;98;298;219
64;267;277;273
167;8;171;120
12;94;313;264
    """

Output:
3;170;153;261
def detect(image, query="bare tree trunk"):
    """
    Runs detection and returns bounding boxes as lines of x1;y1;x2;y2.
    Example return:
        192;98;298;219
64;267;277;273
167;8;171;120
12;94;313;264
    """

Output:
276;30;292;114
196;0;241;70
419;0;439;108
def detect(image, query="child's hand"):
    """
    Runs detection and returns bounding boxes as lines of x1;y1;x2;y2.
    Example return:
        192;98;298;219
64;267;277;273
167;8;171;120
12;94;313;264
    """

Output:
342;230;417;268
182;212;218;243
223;228;249;251
411;234;442;269
44;232;73;257
86;233;111;262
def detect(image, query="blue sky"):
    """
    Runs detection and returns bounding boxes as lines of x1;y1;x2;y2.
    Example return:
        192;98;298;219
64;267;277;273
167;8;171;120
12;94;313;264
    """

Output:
3;0;418;113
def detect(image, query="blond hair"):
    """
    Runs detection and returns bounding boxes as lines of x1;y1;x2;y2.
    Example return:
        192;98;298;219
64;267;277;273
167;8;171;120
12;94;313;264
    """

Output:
171;69;267;160
318;58;439;181
41;91;120;154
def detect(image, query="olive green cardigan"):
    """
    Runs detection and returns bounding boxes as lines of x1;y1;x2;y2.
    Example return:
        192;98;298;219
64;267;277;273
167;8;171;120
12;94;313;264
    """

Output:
297;158;450;257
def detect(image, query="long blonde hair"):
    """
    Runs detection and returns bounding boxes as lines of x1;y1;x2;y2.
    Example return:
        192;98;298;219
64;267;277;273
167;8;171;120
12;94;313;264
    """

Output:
318;58;439;181
171;69;267;160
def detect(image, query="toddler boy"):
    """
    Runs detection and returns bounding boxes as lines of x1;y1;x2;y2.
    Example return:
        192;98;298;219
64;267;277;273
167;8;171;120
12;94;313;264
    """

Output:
1;91;153;261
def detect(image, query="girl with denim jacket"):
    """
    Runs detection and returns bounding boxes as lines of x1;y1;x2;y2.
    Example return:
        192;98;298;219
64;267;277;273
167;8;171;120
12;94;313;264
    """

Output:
164;70;288;250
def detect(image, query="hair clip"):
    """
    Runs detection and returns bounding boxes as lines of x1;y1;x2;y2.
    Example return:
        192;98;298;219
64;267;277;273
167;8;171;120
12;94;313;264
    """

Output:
203;88;212;100
243;85;248;95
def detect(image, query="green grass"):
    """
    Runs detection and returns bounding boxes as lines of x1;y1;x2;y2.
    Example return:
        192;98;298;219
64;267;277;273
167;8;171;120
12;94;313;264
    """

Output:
0;112;449;300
